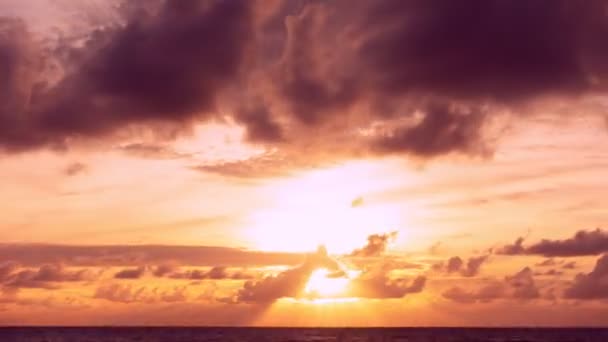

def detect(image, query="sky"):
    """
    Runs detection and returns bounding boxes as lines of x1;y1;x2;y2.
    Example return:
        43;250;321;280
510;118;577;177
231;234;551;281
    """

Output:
1;0;608;326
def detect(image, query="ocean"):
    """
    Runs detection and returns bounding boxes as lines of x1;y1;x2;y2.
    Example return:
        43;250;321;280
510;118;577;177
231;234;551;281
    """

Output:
0;327;607;342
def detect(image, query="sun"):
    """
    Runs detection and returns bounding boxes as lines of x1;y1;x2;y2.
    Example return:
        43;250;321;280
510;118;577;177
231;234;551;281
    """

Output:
304;268;360;298
304;268;356;298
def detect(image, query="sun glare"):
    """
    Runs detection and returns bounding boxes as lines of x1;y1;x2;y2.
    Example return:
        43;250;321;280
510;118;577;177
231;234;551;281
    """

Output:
305;269;350;297
247;162;408;254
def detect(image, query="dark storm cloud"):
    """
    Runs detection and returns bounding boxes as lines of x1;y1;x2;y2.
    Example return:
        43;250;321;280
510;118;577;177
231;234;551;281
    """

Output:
254;0;608;158
371;103;488;157
350;232;397;257
2;0;608;162
0;0;254;152
498;229;608;257
564;254;608;299
355;0;600;103
0;244;306;267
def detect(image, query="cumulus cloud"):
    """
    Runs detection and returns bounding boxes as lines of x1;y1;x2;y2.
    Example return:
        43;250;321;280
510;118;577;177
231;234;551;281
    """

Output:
94;283;189;303
1;263;99;289
564;254;608;299
350;232;397;257
236;246;341;303
498;229;608;257
536;258;558;267
0;0;255;152
235;244;427;303
497;237;526;255
0;262;19;282
114;264;258;280
114;266;147;279
433;255;489;277
505;267;540;300
2;0;608;168
152;263;179;278
534;269;563;277
443;267;541;303
167;266;257;280
442;282;506;304
347;272;426;299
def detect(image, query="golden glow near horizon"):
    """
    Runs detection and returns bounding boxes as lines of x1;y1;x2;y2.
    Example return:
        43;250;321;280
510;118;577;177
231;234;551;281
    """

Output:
2;116;608;327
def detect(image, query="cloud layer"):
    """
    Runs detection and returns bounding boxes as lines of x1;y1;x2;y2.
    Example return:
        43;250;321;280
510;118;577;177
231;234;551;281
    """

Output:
498;229;608;257
2;0;608;165
564;254;608;299
0;244;306;267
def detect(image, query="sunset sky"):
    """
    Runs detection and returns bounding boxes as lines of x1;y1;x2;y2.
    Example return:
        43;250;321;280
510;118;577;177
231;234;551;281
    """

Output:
1;0;608;326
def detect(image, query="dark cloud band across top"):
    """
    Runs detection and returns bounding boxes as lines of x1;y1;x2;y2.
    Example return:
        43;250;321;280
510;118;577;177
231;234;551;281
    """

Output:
1;0;608;160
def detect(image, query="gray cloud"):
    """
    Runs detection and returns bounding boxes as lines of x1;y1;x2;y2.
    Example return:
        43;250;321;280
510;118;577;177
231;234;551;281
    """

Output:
534;269;563;277
94;283;189;303
166;266;257;281
433;255;489;277
1;0;255;152
2;0;608;167
442;282;506;304
498;229;608;257
1;263;100;289
0;244;306;267
443;267;541;303
536;258;558;267
564;254;608;300
114;266;147;279
505;267;540;300
347;273;426;299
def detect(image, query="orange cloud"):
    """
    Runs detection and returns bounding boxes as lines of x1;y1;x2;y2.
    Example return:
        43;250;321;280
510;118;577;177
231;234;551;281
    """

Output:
349;232;397;258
